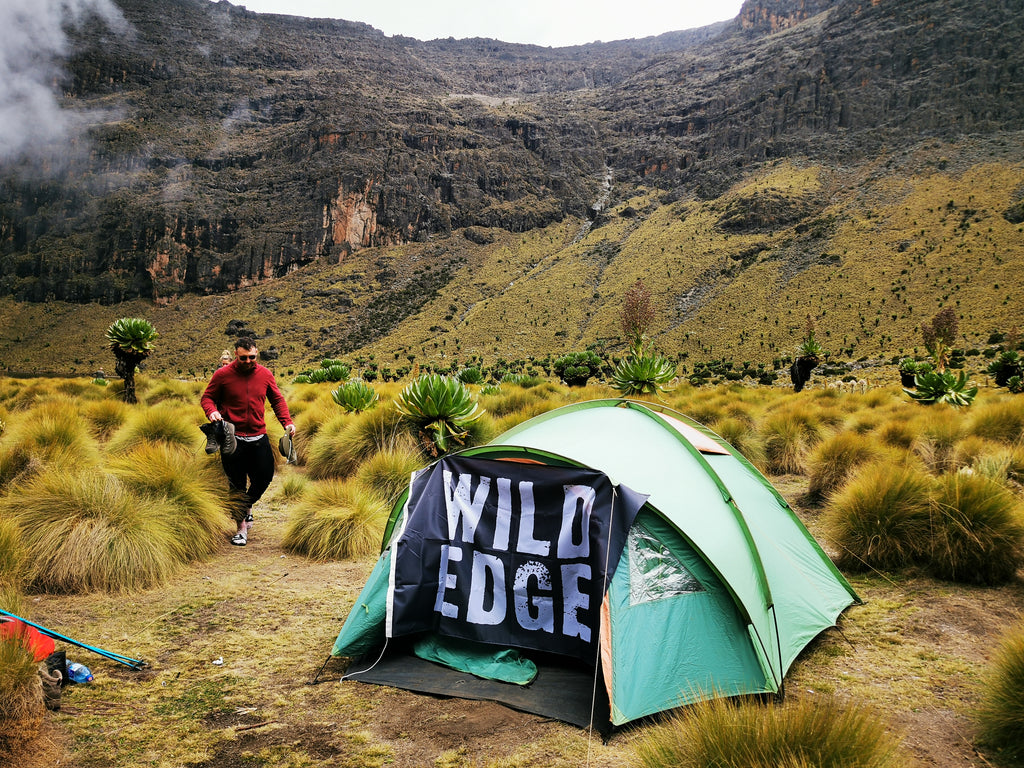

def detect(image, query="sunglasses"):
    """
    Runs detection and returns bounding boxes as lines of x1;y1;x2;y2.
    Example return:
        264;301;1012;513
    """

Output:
238;354;257;361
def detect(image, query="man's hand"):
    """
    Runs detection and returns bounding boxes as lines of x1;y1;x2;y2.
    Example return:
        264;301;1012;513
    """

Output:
209;411;223;422
286;423;296;436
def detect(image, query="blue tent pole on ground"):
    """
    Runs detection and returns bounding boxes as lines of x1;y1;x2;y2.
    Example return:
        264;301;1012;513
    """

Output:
0;609;147;670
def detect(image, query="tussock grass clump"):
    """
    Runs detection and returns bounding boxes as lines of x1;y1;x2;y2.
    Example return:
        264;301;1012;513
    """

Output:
282;479;389;560
976;622;1024;759
492;400;556;434
108;442;229;561
928;472;1024;585
0;518;25;614
55;379;94;399
681;401;725;428
633;695;904;768
2;380;56;411
824;463;934;572
968;397;1024;444
275;472;309;502
760;407;825;476
806;432;884;501
911;409;965;474
82;397;131;440
143;378;202;405
307;408;415;480
480;388;542;418
293;398;356;464
0;635;45;762
3;468;187;593
951;435;1003;473
875;418;917;450
107;402;199;454
712;417;767;471
0;400;101;489
354;446;427;508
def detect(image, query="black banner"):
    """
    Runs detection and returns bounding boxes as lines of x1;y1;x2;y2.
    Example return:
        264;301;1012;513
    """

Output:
388;456;646;660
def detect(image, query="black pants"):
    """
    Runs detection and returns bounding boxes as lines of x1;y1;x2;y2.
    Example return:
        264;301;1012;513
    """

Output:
220;435;275;521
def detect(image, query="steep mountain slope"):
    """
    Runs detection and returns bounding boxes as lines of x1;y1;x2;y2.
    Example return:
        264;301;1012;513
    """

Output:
0;0;1022;377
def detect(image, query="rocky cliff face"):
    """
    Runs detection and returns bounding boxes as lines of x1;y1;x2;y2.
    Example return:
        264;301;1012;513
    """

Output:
0;0;1021;302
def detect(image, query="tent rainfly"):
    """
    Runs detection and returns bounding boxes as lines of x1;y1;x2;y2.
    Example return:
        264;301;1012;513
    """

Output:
331;399;860;729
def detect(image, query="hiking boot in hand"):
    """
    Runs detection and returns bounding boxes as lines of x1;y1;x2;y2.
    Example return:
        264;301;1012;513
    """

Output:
199;422;220;454
218;420;237;456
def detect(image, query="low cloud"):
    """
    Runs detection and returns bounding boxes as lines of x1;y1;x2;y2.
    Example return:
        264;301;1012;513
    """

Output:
0;0;128;165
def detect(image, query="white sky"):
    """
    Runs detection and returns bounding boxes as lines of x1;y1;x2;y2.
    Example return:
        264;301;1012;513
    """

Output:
236;0;745;48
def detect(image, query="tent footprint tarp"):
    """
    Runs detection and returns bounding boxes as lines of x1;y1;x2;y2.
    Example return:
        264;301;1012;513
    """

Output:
332;399;859;728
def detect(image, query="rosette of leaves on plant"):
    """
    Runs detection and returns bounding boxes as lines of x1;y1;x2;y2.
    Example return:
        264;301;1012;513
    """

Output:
456;366;484;385
331;379;378;413
552;351;603;387
987;350;1022;387
105;317;158;404
395;374;484;456
904;370;978;406
898;358;933;388
612;343;676;397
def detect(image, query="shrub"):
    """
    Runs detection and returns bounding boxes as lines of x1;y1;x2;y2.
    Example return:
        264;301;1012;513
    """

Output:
633;694;904;768
552;351;603;387
282;479;389;560
824;463;934;572
395;374;484;455
986;350;1022;387
976;622;1024;759
806;432;884;501
331;379;378;413
928;473;1024;585
2;468;186;592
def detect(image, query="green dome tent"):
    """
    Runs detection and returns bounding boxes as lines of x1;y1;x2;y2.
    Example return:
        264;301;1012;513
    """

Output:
331;399;859;729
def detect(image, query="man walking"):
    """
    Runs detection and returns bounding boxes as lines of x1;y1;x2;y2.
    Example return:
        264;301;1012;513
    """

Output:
200;337;295;546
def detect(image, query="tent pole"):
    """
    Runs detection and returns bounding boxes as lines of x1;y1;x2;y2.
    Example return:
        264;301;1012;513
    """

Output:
0;609;146;670
308;654;333;685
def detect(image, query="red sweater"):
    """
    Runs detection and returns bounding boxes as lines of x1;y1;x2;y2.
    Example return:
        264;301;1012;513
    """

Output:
200;362;293;437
